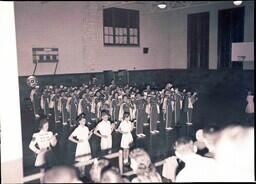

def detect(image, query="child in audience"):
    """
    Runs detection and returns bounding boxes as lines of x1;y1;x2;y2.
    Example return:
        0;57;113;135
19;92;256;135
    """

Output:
89;157;111;183
68;113;93;176
94;110;115;153
42;165;82;183
101;167;126;183
129;148;162;182
117;112;134;165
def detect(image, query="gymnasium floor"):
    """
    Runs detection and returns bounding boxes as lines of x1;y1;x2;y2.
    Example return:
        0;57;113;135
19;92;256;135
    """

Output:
21;92;253;178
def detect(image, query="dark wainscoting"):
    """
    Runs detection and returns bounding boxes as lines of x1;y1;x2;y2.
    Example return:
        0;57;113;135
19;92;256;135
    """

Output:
18;69;254;109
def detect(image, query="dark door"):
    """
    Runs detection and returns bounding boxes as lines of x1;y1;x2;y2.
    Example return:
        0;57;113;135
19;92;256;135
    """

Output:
218;7;244;69
187;12;209;69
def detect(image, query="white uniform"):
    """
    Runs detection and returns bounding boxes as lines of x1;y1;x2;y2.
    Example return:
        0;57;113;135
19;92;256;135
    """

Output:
245;95;254;114
118;120;133;149
97;120;112;150
29;131;56;167
70;125;91;162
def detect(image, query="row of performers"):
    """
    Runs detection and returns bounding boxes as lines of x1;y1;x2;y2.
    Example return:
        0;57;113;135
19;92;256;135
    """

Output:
30;84;198;136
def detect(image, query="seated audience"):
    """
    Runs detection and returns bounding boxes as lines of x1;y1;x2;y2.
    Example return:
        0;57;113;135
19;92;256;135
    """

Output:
129;148;162;183
174;136;218;182
194;125;221;158
101;166;128;183
42;165;82;183
89;157;111;183
214;125;254;182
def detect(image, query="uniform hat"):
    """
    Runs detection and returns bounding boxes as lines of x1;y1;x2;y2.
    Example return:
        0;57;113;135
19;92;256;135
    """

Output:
187;92;191;95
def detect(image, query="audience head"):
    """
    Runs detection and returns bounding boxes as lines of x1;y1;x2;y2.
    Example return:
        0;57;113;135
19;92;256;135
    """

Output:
174;136;197;160
214;125;254;181
42;165;82;183
202;124;221;152
90;158;111;182
101;167;124;183
129;148;152;175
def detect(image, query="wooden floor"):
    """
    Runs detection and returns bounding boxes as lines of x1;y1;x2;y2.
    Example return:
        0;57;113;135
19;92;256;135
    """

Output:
21;92;254;177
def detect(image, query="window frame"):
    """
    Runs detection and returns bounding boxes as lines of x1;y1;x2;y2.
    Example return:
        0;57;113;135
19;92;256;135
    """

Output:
103;7;140;47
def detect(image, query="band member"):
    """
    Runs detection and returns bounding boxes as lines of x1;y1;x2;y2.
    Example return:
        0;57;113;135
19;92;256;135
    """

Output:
52;90;61;124
118;95;131;121
162;90;168;122
78;93;92;123
184;91;198;125
174;88;182;126
116;112;134;165
68;92;79;127
111;92;120;123
165;90;175;130
94;110;115;153
149;92;160;134
129;94;137;121
68;113;93;176
59;91;69;125
30;85;41;118
41;90;50;117
135;93;146;137
29;118;58;181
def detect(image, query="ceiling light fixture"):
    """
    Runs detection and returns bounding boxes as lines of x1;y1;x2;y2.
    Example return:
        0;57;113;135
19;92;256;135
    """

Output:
157;2;167;9
233;1;243;6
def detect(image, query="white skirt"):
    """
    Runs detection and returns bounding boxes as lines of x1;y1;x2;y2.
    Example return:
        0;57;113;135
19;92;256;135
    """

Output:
35;149;48;167
245;102;254;114
75;141;91;162
101;135;112;150
121;133;133;149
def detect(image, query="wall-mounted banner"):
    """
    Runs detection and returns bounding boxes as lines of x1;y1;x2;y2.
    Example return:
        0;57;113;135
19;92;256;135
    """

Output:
32;47;59;63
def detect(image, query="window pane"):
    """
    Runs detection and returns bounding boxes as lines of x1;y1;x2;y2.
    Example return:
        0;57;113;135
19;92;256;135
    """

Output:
123;36;127;44
116;36;119;44
120;36;123;44
108;27;113;35
134;37;138;44
123;28;127;35
104;27;109;34
104;36;109;43
129;10;139;28
114;8;128;28
103;8;113;27
129;28;133;35
134;28;138;36
109;36;113;43
115;28;119;35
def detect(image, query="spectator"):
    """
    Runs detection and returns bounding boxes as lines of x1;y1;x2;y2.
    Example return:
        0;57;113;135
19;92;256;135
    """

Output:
174;137;218;182
129;148;162;182
101;167;127;183
89;157;111;183
42;165;82;183
214;125;254;182
194;125;221;158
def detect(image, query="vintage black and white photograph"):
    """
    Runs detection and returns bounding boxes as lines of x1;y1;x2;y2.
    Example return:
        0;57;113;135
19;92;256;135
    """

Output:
0;1;254;183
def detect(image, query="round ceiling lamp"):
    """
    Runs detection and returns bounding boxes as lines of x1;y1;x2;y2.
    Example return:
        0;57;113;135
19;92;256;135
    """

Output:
233;1;243;6
157;2;167;9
